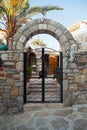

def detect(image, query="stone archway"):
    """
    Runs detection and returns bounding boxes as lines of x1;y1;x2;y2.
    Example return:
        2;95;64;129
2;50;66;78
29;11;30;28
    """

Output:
14;18;75;53
13;18;75;106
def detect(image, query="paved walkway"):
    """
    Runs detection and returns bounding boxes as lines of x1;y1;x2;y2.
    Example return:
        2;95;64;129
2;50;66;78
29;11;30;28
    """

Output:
0;103;87;130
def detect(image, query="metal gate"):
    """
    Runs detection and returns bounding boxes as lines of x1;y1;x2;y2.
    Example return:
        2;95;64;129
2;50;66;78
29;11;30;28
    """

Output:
24;48;63;103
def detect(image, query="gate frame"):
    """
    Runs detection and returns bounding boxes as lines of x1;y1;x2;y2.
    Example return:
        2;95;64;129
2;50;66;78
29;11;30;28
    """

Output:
24;47;63;103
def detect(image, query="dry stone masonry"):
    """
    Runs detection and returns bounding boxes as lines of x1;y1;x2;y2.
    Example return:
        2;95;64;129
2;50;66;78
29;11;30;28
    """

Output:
0;18;87;114
0;51;24;114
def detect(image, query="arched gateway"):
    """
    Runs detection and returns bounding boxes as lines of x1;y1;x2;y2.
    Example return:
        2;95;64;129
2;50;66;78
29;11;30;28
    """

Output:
13;18;75;106
1;18;87;114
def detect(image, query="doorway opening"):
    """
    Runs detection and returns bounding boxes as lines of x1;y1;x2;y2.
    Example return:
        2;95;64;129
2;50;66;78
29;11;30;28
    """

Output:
24;47;63;103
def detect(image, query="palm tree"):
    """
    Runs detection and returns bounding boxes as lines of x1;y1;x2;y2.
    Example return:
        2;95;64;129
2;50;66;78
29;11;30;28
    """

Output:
31;38;46;47
0;0;63;43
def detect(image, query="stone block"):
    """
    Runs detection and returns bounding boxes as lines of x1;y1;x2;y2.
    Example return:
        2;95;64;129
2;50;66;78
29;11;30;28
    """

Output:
17;96;23;108
78;84;86;90
6;78;15;84
69;84;77;92
55;29;63;37
69;80;74;84
0;106;4;114
19;87;23;95
29;25;38;33
72;91;80;103
63;69;72;73
0;88;4;94
1;54;8;60
8;107;19;114
20;53;23;61
73;69;79;73
12;74;19;80
38;23;47;30
77;56;86;63
69;39;75;45
3;92;10;98
63;58;68;68
23;30;31;37
83;68;87;74
80;75;87;82
20;72;23;81
63;73;67;79
64;32;73;40
16;62;23;72
74;74;80;82
16;41;23;49
10;87;19;97
13;53;20;61
4;62;15;66
18;35;26;43
59;35;68;43
70;63;77;69
63;91;72;106
63;80;68;90
47;24;56;32
13;31;21;40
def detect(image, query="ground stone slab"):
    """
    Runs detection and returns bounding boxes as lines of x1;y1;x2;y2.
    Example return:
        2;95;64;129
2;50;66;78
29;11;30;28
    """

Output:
25;119;35;128
51;118;68;129
36;119;47;126
74;119;87;130
68;113;78;121
7;124;16;130
53;109;73;117
38;127;49;130
1;127;9;130
25;128;35;130
78;107;87;113
81;113;87;118
0;115;15;129
16;125;26;130
34;111;49;117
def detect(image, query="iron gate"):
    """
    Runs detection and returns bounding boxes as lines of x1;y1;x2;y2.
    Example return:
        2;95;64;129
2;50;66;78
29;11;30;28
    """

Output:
24;48;63;103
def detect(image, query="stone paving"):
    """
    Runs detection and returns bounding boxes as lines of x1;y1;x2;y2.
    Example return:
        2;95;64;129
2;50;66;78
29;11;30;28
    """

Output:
0;103;87;130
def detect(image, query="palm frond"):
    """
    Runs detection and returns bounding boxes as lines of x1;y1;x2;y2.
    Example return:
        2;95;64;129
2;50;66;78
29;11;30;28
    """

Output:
31;38;46;46
17;0;29;19
0;5;6;14
27;5;63;16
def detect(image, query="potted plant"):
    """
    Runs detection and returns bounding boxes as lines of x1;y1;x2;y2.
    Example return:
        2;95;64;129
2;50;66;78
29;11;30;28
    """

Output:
54;68;60;82
0;40;8;51
26;66;32;82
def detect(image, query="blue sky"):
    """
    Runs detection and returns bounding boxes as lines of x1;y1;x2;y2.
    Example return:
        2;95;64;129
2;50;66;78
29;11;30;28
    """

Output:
30;0;87;28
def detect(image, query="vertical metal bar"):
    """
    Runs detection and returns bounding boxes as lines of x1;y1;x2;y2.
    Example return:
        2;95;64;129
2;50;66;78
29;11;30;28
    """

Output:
23;52;27;104
60;52;63;103
0;54;2;67
42;48;45;103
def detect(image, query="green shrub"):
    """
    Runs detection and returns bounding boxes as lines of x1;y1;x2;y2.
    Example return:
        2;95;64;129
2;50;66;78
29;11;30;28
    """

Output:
26;66;32;76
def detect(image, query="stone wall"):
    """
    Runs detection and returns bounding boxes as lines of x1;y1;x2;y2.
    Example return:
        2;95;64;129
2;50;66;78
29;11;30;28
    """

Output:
63;52;87;105
0;51;24;114
0;51;87;114
67;52;87;104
